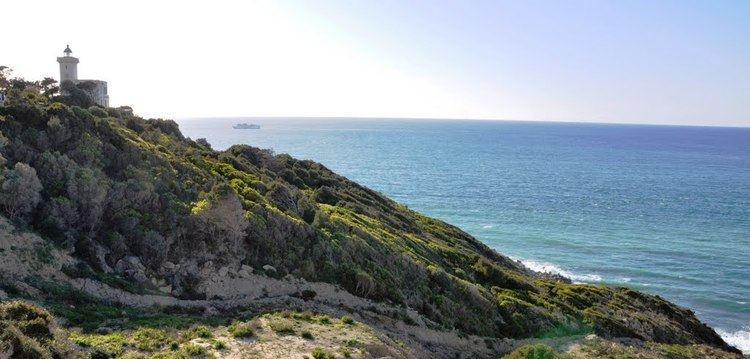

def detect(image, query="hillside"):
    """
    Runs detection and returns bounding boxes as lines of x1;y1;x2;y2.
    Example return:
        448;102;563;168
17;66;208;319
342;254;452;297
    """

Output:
0;82;743;358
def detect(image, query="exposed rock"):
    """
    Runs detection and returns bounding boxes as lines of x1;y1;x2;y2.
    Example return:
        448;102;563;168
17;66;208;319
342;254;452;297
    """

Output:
262;264;277;274
163;261;176;270
218;266;229;277
241;264;253;273
237;269;251;278
94;245;113;273
158;285;172;294
0;289;7;300
204;306;219;317
115;256;148;283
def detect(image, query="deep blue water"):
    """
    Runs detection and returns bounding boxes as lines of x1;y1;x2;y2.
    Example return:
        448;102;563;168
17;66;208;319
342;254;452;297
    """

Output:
176;117;750;351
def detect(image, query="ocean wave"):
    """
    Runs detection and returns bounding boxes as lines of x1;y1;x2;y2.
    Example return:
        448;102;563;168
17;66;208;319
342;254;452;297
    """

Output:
717;327;750;354
515;257;602;283
482;224;494;229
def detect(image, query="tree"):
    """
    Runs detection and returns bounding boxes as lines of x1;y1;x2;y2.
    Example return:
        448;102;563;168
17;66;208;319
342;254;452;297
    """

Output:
191;183;248;259
0;66;11;90
0;162;43;221
67;167;108;233
38;77;59;98
59;80;94;108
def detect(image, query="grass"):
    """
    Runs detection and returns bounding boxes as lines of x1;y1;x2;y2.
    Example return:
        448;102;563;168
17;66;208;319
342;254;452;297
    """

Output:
132;328;171;351
70;332;127;357
340;315;355;325
24;280;228;332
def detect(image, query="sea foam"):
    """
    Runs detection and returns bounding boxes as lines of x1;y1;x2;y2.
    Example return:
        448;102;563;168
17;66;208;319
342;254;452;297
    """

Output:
515;257;602;283
717;327;750;354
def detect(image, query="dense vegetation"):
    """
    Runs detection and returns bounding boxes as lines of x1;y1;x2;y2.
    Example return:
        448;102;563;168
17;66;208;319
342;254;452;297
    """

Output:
0;71;741;357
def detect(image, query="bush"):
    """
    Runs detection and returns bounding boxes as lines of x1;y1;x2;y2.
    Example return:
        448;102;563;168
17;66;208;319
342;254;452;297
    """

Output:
182;343;206;356
210;339;227;350
0;162;43;221
0;301;54;338
340;315;355;325
300;289;317;301
228;321;254;338
312;347;335;359
69;332;127;357
0;301;72;358
185;325;213;339
131;328;170;351
317;315;331;325
301;330;314;339
88;106;108;118
268;318;295;334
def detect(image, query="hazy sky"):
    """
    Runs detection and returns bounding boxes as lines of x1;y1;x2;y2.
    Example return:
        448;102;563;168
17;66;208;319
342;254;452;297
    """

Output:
3;0;749;126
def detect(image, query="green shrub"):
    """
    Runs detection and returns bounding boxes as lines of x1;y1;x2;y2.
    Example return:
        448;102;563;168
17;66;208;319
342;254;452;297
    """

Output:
340;315;355;325
69;332;127;357
228;321;254;338
182;343;206;356
185;325;213;339
317;315;331;325
312;347;335;359
269;318;295;334
0;301;55;340
0;301;72;358
292;311;314;322
88;106;108;118
210;339;227;350
131;328;171;351
301;330;314;339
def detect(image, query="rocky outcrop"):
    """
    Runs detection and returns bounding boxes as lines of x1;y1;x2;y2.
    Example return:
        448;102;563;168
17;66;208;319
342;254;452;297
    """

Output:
114;256;148;283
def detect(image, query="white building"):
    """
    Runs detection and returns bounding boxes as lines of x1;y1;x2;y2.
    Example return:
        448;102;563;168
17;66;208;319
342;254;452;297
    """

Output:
57;45;109;107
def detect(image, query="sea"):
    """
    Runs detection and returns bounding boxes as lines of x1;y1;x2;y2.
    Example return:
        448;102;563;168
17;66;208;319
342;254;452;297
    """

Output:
176;117;750;352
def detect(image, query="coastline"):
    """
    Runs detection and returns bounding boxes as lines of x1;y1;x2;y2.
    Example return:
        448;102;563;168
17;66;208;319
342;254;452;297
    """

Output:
514;255;750;353
175;116;750;355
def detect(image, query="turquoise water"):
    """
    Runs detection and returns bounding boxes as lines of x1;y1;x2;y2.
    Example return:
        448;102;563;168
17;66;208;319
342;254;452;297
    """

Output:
176;117;750;351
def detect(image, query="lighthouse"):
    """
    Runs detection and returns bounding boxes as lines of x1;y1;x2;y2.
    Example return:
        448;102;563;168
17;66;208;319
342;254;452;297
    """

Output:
56;45;109;107
57;45;79;83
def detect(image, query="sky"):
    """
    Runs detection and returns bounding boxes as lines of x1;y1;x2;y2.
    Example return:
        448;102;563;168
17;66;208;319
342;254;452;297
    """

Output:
2;0;749;126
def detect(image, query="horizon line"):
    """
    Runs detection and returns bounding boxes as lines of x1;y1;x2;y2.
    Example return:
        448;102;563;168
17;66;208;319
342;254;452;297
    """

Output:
174;115;750;129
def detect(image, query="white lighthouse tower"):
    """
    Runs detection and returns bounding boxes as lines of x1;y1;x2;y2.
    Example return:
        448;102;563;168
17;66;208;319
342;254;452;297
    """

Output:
57;45;79;83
